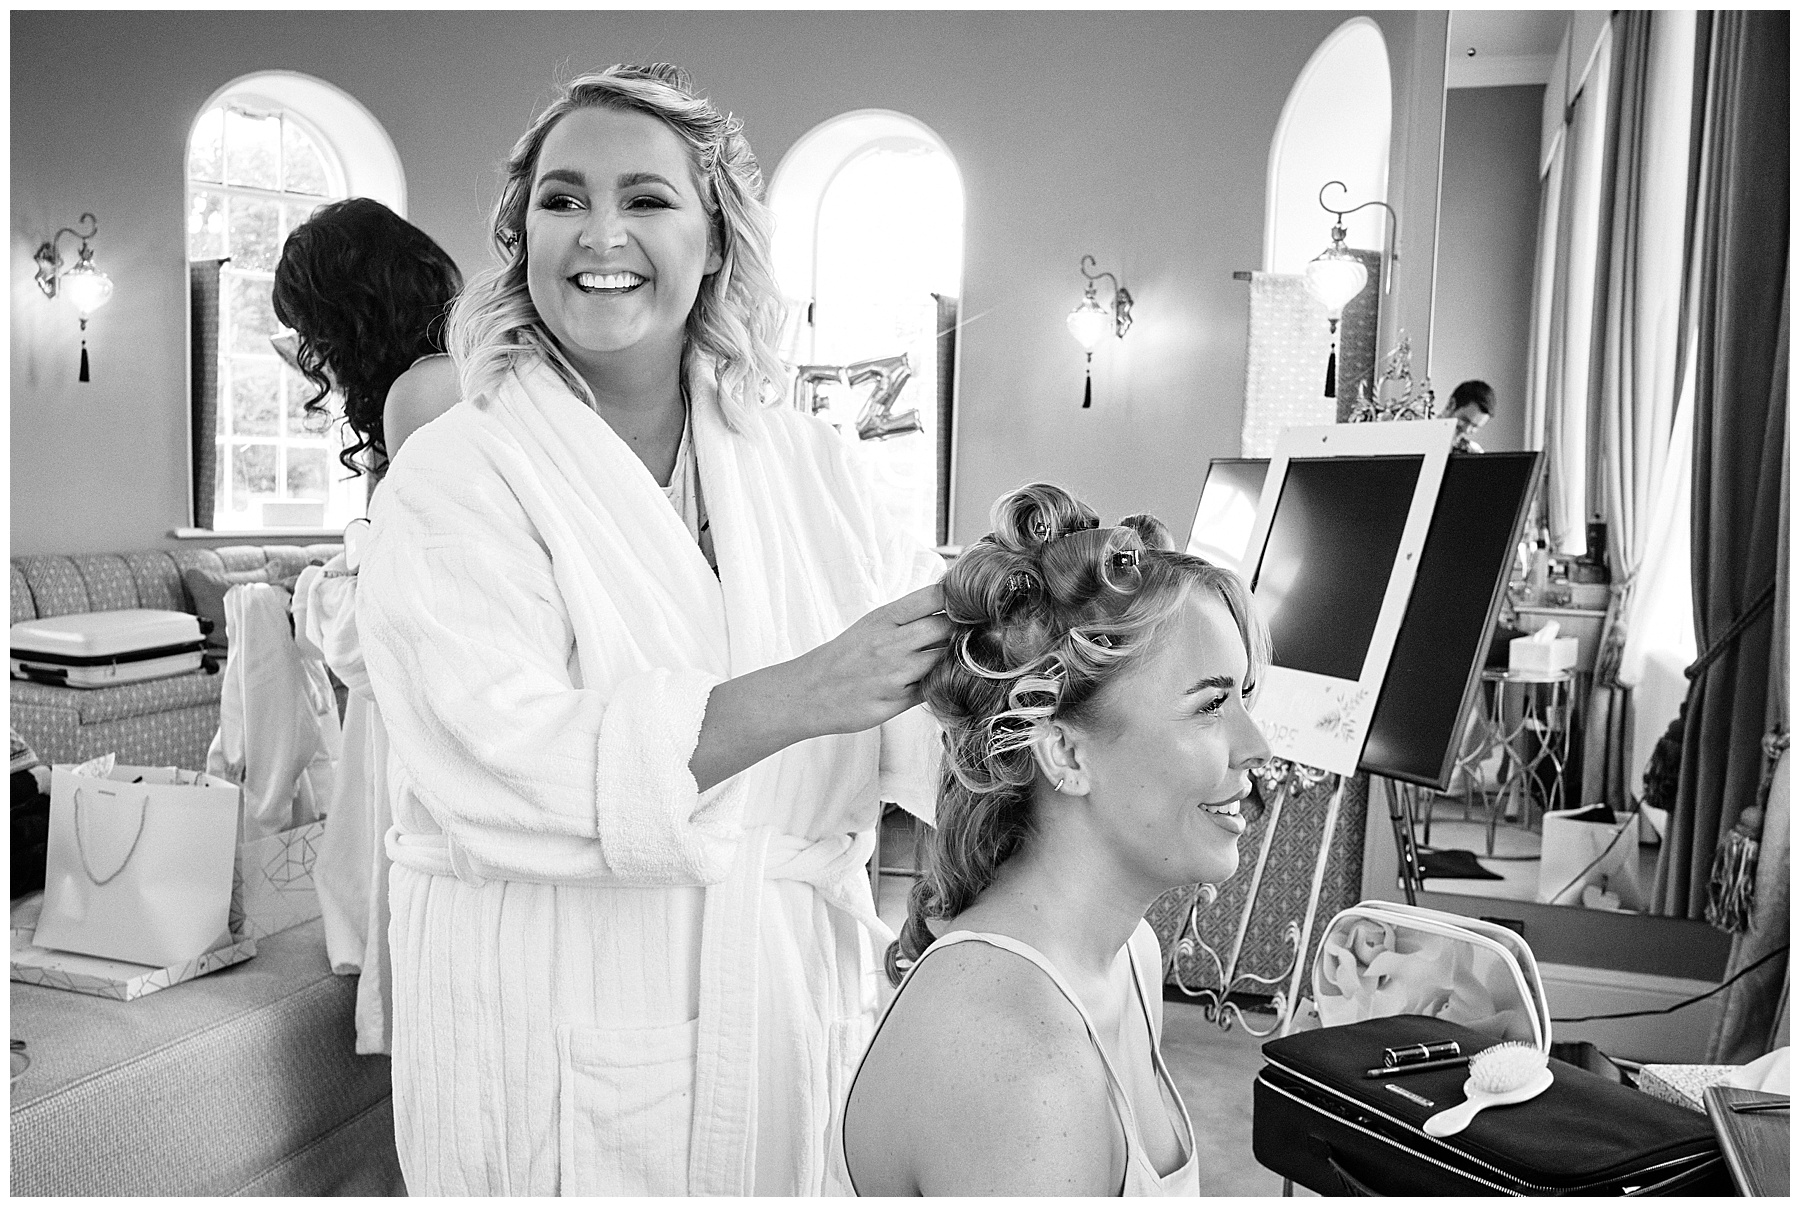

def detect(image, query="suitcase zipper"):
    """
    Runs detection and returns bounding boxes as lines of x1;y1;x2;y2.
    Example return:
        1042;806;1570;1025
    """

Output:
1267;1061;1563;1193
1261;1072;1519;1195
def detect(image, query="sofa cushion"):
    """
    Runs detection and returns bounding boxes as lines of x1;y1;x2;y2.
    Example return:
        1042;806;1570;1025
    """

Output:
181;567;297;652
11;563;34;626
11;545;341;626
8;667;224;725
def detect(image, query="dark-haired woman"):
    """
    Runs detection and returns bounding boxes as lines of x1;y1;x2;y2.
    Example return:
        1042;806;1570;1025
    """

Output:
272;196;463;477
839;483;1272;1196
274;197;462;1057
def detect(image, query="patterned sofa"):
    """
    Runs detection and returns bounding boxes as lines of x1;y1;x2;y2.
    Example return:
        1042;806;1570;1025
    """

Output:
9;543;341;772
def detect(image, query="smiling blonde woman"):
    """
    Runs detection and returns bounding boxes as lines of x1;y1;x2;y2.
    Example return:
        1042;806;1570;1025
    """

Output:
356;64;945;1196
839;482;1272;1196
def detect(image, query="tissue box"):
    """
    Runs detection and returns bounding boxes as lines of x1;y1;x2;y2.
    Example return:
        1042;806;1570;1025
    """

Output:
1510;633;1579;675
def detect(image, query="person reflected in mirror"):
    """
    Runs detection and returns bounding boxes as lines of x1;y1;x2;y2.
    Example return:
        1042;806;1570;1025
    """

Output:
839;483;1273;1196
1443;379;1495;453
355;64;946;1196
271;198;463;1058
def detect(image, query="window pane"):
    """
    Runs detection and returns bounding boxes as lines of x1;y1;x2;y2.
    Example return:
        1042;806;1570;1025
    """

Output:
214;444;229;513
188;190;227;260
285;369;335;437
223;108;280;190
231;357;282;436
189;108;224;184
282;120;331;196
226;274;279;354
285;447;329;499
231;442;278;497
283;200;326;243
228;197;282;272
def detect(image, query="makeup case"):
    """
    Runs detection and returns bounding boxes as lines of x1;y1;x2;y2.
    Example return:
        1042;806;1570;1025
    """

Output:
1253;1015;1731;1196
10;610;212;689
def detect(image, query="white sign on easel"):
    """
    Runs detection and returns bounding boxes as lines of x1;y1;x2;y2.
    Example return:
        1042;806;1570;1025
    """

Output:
1241;420;1457;776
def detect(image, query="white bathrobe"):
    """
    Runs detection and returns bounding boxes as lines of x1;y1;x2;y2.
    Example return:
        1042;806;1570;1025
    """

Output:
294;553;396;1056
357;357;942;1196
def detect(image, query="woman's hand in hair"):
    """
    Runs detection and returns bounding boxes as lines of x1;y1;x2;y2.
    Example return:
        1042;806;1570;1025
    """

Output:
786;583;951;736
688;583;949;791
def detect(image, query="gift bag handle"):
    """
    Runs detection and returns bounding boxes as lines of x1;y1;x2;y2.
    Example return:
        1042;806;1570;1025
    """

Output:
73;784;150;886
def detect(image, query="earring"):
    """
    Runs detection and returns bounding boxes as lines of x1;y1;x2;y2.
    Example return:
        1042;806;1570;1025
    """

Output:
1054;777;1066;793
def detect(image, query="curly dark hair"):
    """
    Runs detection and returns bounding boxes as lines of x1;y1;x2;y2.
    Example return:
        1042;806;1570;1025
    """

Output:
272;198;462;477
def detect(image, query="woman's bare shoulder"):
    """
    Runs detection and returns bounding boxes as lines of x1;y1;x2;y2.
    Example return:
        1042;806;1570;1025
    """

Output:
383;355;461;457
844;940;1120;1196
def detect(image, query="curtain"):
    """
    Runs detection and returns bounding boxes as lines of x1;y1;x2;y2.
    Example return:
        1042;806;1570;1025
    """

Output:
1708;421;1789;1062
1654;11;1789;921
931;292;958;548
1533;24;1614;557
1241;273;1333;457
189;258;227;531
1578;12;1699;812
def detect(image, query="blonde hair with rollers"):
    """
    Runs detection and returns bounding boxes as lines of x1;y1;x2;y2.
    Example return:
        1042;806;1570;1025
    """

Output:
888;482;1269;983
448;63;788;427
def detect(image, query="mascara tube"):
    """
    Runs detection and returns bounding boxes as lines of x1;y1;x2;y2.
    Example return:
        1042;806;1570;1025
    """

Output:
1382;1040;1462;1068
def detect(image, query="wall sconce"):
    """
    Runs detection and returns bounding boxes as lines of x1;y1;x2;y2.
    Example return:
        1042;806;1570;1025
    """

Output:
1302;182;1397;398
1066;254;1133;409
34;212;114;382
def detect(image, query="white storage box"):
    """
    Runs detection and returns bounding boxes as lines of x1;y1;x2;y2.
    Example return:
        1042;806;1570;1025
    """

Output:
10;609;209;688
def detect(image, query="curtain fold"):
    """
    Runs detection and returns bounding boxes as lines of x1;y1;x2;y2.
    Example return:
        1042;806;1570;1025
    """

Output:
1654;10;1789;921
189;258;227;531
1579;11;1698;812
1536;23;1615;557
1707;398;1789;1063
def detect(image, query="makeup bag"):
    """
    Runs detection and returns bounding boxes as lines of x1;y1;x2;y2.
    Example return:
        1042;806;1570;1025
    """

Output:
1253;1015;1730;1195
1310;901;1551;1052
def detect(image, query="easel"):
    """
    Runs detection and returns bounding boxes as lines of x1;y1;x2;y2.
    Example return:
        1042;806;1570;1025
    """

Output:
1165;758;1349;1039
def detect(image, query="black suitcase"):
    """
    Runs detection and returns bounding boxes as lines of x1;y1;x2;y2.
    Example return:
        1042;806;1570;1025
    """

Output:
1254;1016;1733;1196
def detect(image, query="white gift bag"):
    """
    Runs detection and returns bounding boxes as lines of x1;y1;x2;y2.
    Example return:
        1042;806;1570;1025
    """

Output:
33;764;241;966
1537;806;1647;909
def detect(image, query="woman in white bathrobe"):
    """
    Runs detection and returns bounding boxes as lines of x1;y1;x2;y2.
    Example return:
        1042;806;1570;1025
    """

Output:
273;200;463;1055
356;63;947;1195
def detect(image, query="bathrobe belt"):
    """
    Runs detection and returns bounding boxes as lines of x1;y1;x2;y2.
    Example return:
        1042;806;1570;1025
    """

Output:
385;821;892;1195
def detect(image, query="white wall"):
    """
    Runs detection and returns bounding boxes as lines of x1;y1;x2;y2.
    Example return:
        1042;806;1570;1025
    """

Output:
11;9;1431;556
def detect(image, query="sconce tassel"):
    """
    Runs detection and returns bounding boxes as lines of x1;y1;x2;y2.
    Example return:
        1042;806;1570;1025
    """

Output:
1082;365;1093;409
1323;347;1336;399
79;344;90;383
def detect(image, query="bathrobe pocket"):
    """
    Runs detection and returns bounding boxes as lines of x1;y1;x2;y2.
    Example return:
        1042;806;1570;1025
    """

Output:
557;1018;700;1195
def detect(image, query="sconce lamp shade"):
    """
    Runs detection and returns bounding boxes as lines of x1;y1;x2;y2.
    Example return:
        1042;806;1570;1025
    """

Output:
1303;248;1368;319
1066;292;1111;351
61;248;114;319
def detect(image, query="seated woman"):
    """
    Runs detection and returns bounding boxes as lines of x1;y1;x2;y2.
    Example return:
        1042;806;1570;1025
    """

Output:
841;482;1271;1196
272;198;462;1055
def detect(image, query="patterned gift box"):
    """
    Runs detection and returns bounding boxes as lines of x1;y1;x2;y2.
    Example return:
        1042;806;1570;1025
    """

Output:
9;893;256;1001
1636;1063;1742;1114
230;818;324;941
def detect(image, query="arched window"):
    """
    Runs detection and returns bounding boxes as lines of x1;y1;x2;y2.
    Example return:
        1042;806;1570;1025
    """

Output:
769;111;963;548
1265;18;1393;274
186;72;404;532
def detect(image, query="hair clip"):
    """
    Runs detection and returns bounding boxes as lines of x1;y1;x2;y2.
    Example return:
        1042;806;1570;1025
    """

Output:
1031;518;1054;542
1004;570;1035;601
1109;547;1141;573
